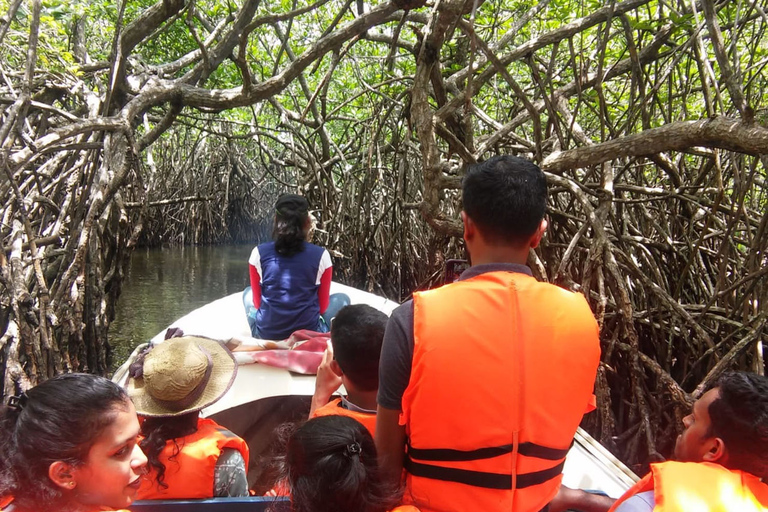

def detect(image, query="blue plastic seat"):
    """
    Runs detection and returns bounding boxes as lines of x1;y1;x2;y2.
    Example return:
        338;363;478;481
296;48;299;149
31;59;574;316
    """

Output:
129;496;290;512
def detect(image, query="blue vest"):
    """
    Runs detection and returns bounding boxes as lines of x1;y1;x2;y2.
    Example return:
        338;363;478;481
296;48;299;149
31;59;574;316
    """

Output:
256;241;325;340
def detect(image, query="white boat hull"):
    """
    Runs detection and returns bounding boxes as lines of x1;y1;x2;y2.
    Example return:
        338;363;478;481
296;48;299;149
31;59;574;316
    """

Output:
114;282;636;497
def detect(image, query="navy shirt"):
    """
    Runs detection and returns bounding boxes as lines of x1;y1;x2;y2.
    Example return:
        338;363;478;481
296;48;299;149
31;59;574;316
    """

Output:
249;241;331;340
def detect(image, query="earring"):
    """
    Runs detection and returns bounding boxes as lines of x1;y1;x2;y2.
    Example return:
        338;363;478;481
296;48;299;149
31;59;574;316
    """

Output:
68;482;75;488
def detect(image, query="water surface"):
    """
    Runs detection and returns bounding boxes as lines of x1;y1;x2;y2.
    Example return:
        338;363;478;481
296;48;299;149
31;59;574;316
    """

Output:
110;245;254;368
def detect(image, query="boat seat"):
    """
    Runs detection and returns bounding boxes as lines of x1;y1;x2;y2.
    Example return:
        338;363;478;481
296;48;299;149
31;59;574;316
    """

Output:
129;497;290;512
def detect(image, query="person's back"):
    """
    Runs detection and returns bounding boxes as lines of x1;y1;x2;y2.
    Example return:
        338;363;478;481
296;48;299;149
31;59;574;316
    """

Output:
137;414;250;500
245;194;349;340
254;240;329;339
376;155;601;512
609;372;768;512
309;304;388;436
126;336;250;500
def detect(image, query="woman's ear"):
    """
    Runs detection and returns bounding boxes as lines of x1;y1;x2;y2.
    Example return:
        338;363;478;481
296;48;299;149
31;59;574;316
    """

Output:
48;461;77;490
702;437;727;463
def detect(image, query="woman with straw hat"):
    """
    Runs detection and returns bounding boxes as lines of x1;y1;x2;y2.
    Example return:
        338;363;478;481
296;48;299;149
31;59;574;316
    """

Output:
126;336;250;499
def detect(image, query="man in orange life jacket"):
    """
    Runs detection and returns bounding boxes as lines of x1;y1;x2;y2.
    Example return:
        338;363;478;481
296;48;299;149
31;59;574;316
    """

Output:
310;304;389;436
375;155;601;512
607;371;768;512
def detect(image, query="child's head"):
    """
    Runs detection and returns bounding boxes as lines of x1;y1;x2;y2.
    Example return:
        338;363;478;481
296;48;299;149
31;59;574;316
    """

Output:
286;416;396;512
273;193;311;256
0;373;146;510
330;304;388;392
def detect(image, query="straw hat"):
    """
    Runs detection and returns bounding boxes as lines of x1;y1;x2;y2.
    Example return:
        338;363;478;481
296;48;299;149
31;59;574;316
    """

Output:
126;336;237;417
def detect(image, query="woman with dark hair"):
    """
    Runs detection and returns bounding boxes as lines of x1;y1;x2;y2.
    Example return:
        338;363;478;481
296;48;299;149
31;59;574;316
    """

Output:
126;336;250;500
0;373;147;512
284;415;416;512
244;193;349;341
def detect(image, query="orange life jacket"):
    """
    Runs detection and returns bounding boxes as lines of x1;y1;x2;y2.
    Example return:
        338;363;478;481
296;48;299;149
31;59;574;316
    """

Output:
311;398;377;436
608;461;768;512
401;271;600;512
0;496;12;510
137;417;249;500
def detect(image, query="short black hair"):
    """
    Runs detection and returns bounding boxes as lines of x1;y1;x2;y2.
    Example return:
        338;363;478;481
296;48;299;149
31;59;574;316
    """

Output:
331;304;388;392
708;372;768;479
462;155;547;245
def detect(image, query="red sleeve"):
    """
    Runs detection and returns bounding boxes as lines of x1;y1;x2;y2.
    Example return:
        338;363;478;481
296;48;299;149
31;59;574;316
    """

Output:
318;266;332;313
249;264;262;310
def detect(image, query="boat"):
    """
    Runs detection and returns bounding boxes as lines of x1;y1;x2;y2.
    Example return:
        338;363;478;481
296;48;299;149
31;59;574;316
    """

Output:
114;282;637;511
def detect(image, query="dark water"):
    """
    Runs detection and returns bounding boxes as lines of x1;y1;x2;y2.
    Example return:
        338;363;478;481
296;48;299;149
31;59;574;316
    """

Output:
109;245;254;369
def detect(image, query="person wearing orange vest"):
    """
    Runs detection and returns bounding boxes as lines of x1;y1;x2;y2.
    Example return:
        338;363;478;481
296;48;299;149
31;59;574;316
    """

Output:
0;374;147;512
309;304;388;437
376;155;601;512
126;335;250;499
607;372;768;512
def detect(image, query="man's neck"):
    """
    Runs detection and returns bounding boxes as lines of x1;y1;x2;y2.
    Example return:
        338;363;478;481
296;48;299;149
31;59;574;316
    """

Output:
345;389;378;412
470;246;531;267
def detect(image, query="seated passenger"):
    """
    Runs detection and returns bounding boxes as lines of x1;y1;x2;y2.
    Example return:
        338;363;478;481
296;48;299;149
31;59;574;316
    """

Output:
309;304;388;435
243;193;350;340
284;415;416;512
609;371;768;512
126;336;250;499
0;373;147;512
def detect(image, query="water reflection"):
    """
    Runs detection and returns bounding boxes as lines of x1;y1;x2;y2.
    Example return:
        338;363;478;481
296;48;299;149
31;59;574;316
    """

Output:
110;245;254;369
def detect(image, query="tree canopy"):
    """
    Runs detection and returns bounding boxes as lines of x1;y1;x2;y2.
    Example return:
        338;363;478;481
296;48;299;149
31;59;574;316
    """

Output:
0;0;766;469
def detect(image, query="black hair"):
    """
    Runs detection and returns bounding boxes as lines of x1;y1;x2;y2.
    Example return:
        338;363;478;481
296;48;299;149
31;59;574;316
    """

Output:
286;416;397;512
139;411;200;489
331;305;388;392
707;372;768;479
462;155;547;245
273;194;310;257
0;373;130;510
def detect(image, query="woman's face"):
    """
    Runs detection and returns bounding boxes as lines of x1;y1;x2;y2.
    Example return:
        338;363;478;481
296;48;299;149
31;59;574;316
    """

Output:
70;400;147;510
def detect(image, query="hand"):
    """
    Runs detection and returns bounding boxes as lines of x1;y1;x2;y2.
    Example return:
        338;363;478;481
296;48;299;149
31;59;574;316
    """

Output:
549;485;615;512
309;341;343;417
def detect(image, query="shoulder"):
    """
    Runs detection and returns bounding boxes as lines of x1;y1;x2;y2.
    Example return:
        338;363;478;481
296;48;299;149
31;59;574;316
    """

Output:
312;398;342;417
389;300;414;331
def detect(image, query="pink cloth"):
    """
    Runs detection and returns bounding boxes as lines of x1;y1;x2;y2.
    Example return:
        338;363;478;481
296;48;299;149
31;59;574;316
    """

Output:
247;330;330;374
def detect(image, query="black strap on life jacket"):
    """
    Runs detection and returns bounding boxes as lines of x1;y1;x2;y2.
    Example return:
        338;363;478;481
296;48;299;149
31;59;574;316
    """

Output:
405;440;570;490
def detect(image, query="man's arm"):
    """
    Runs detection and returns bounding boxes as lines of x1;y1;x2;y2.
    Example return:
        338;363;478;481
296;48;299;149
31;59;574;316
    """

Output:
376;405;407;485
549;486;616;512
375;301;414;486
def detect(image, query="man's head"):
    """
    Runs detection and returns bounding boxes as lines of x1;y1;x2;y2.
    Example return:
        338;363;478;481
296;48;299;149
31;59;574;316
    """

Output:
461;155;547;250
330;305;388;392
674;372;768;479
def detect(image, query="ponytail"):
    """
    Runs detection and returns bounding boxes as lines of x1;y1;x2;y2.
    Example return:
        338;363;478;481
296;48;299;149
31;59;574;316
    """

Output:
273;194;310;257
285;416;398;512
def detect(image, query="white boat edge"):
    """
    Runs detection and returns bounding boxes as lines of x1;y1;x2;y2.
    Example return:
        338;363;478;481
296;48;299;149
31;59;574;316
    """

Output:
113;282;638;498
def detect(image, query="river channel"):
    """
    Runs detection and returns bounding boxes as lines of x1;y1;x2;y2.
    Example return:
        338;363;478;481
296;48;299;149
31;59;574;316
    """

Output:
110;245;255;369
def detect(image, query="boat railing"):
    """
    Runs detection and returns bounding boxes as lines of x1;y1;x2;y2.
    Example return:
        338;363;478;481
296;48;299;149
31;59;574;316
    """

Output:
129;496;290;512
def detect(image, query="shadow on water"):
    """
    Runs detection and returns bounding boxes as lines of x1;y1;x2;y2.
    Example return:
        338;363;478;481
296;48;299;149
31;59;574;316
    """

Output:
109;245;254;371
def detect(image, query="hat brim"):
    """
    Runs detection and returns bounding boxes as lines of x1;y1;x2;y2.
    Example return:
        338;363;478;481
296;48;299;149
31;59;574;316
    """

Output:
126;336;238;418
